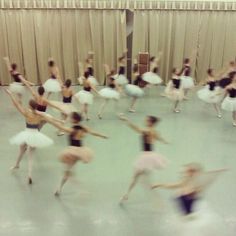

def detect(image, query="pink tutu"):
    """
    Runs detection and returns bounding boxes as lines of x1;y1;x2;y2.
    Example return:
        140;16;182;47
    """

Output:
134;151;167;171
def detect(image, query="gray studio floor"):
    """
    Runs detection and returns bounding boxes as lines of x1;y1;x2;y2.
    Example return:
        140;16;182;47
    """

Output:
0;85;235;236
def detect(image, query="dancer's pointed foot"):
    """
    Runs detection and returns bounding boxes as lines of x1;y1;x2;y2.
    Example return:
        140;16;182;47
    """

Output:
10;165;19;170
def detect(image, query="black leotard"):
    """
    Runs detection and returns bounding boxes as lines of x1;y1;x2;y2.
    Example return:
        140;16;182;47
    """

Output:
26;123;39;129
69;125;85;147
118;66;125;75
172;78;181;89
11;71;21;83
207;81;216;91
228;88;236;98
87;67;94;76
218;77;232;88
142;133;152;151
176;192;197;215
63;96;72;103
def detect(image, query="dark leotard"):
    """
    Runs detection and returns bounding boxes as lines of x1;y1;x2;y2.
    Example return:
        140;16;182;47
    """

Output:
228;88;236;98
176;192;197;215
11;71;21;83
118;66;125;75
172;78;181;89
142;133;152;151
134;75;147;88
87;67;94;76
218;77;232;89
26;123;39;129
69;125;85;147
63;96;72;103
37;104;47;112
207;81;216;91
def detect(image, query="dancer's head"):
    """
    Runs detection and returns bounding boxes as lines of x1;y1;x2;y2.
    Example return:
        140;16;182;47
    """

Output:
229;61;235;67
150;56;156;62
48;60;55;67
118;56;125;63
184;163;203;177
184;58;190;64
38;86;45;96
11;63;17;71
146;116;160;127
64;79;72;88
71;112;82;124
29;99;38;111
207;68;213;76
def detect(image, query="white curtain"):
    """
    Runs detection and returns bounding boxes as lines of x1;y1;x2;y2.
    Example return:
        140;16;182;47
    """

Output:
132;10;236;83
0;9;126;85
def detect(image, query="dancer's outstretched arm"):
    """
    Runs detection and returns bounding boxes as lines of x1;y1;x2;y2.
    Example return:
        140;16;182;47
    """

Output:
4;89;26;116
119;115;144;133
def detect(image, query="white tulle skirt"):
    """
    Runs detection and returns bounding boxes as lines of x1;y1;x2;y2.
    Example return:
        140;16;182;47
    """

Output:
180;76;194;89
142;72;163;85
9;82;25;95
221;96;236;111
99;87;120;100
60;146;94;164
78;76;98;86
134;151;167;172
197;86;224;104
50;101;77;115
165;81;184;101
159;201;229;236
114;74;128;85
10;128;53;148
75;90;93;105
125;84;144;98
43;78;62;93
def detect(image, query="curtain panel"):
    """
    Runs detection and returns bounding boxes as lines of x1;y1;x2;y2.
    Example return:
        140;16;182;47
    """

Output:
132;10;236;83
0;9;126;85
0;0;236;11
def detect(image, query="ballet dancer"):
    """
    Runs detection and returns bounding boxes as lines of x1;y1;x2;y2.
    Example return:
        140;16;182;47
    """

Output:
124;62;146;112
221;74;236;126
164;68;184;113
142;52;163;86
5;89;53;184
197;69;224;118
97;65;121;119
21;78;66;130
43;58;62;97
75;71;99;121
36;111;107;196
119;115;168;202
49;79;77;135
3;57;34;104
114;52;129;86
152;163;228;236
179;58;195;99
84;52;98;86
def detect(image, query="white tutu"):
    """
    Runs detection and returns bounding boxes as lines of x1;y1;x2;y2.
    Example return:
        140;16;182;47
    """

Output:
60;146;94;164
114;74;128;85
9;82;25;95
75;90;93;105
43;78;62;93
159;201;229;236
99;87;120;100
197;86;224;104
125;84;144;98
10;128;53;148
165;81;184;101
142;72;163;85
50;101;77;115
78;76;98;86
221;96;236;111
180;76;194;89
134;151;167;171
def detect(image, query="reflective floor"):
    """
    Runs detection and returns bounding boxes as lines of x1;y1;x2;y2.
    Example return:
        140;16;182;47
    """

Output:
0;86;235;236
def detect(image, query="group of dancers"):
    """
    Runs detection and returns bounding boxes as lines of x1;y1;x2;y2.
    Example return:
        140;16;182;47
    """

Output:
1;52;232;235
